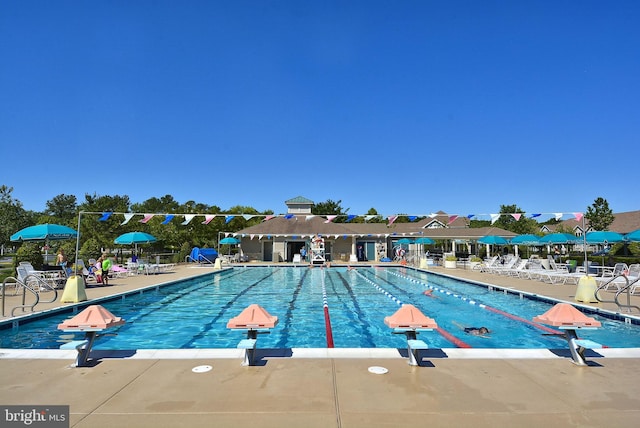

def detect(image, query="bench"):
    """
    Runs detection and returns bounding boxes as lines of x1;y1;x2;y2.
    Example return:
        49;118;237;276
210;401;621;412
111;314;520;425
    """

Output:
237;338;258;366
59;339;91;367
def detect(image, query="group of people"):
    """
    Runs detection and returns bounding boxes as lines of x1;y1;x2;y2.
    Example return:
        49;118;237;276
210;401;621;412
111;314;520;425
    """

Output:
56;248;113;286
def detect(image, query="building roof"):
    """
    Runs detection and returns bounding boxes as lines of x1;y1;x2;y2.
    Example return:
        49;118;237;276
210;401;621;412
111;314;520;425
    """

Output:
285;196;314;205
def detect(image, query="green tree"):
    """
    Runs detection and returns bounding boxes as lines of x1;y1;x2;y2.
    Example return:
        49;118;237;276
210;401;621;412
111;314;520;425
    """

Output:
585;197;615;231
0;185;37;248
492;204;539;234
312;199;348;222
42;194;78;225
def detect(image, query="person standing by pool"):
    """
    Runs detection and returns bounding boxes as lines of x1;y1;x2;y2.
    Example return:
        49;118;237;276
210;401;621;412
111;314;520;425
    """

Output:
56;248;67;266
300;246;307;262
101;255;112;286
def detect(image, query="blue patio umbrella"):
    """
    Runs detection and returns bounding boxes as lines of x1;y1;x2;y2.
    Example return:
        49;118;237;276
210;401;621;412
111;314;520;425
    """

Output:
219;237;240;245
11;224;78;242
584;231;624;244
396;238;413;245
509;234;542;245
478;235;509;245
625;229;640;242
114;232;157;245
539;233;580;244
414;237;435;244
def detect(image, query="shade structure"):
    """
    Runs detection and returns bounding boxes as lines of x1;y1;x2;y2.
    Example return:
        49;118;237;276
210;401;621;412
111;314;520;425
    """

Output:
114;232;157;245
584;231;625;244
219;237;240;245
478;235;509;245
396;238;413;245
539;233;580;244
510;234;542;245
10;224;78;242
625;229;640;242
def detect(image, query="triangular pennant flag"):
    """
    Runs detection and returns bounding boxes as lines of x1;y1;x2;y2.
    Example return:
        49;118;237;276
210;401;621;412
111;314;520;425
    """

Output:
305;215;316;221
284;214;294;219
511;213;522;221
202;215;215;225
99;212;112;221
324;215;337;223
364;215;375;221
554;212;563;221
448;215;458;225
250;234;255;240
258;234;263;240
407;216;417;222
573;212;583;222
263;215;275;222
466;214;475;219
428;213;438;218
346;215;356;222
182;214;195;225
162;214;174;225
530;213;541;218
490;214;500;224
121;213;135;225
243;215;255;221
139;214;154;224
225;215;235;224
388;215;398;225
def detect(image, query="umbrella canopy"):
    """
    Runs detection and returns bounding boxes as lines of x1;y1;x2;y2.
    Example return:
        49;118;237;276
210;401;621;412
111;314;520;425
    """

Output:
414;237;435;244
219;237;240;245
539;233;579;244
625;229;640;242
114;232;157;245
478;235;509;245
396;238;413;245
510;234;542;245
584;231;625;244
11;224;78;242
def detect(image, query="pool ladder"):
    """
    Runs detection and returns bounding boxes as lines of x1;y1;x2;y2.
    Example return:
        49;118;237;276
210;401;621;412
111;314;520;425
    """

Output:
594;274;640;314
1;274;58;317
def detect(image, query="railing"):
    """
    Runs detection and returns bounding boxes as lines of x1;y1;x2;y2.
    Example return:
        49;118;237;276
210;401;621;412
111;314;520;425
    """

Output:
1;276;40;317
594;274;640;313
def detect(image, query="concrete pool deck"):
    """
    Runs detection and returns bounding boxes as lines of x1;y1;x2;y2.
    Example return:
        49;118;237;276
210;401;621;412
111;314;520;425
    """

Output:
2;263;640;427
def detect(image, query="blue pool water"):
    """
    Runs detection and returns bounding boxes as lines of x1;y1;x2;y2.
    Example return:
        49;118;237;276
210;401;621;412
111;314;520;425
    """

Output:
1;266;639;350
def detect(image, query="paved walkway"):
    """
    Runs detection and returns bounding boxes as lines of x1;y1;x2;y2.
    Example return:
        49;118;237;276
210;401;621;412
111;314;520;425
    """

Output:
1;263;640;427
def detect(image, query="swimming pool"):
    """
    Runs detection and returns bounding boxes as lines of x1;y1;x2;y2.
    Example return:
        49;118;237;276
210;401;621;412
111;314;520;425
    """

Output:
2;266;639;350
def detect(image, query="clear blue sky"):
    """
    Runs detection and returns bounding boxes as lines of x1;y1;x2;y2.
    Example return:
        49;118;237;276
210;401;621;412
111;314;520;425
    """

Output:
1;1;638;219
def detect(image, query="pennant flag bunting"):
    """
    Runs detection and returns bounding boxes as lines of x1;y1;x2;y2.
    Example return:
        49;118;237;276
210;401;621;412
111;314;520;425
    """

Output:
284;214;295;219
346;215;356;222
511;213;522;221
554;213;563;221
428;213;438;218
202;215;215;225
490;214;500;224
573;212;584;222
182;214;195;225
263;215;275;222
225;215;235;224
388;215;398;225
530;213;541;218
305;215;316;221
162;214;174;224
324;215;337;223
407;216;417;222
466;214;475;219
139;214;154;224
364;215;375;222
243;215;255;221
448;215;458;225
121;213;135;225
99;212;112;221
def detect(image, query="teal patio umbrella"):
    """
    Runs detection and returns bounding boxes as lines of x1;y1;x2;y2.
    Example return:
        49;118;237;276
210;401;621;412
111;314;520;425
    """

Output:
584;231;624;244
11;224;78;242
478;235;509;245
219;236;240;256
510;234;541;257
11;223;78;263
539;233;579;244
114;232;157;255
625;229;640;242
